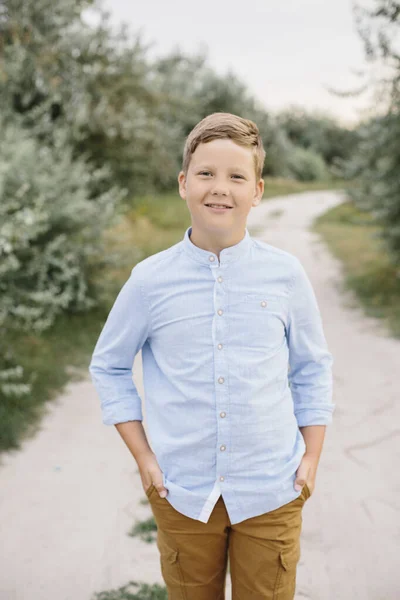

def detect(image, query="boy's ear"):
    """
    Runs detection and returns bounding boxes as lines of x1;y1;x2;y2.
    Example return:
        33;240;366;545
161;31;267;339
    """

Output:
252;178;264;207
178;171;187;200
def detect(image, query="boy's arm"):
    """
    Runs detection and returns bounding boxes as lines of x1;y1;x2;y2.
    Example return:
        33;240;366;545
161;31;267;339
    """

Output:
295;424;326;492
88;266;168;497
88;264;149;426
286;257;335;430
286;258;335;489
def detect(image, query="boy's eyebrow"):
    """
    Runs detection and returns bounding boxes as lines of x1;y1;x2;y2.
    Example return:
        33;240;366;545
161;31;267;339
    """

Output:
195;164;250;174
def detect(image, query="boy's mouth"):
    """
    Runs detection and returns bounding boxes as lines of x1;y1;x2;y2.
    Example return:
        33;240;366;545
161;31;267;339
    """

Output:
204;203;233;211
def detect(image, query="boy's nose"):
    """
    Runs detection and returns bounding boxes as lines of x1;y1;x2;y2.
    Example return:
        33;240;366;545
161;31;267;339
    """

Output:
211;187;230;196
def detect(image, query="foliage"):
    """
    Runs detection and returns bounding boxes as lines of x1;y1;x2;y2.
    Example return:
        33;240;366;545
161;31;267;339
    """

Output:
339;1;400;264
0;0;170;197
92;580;167;600
353;0;400;102
285;144;329;181
277;107;360;166
0;115;126;399
338;108;400;258
128;515;158;543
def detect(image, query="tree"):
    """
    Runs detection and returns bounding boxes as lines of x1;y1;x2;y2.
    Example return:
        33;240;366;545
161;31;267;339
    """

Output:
340;1;400;262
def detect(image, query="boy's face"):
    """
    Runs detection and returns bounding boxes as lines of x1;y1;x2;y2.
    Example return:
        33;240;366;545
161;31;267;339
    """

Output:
178;138;264;239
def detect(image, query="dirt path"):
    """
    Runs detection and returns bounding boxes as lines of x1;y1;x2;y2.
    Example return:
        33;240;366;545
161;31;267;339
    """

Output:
1;190;399;600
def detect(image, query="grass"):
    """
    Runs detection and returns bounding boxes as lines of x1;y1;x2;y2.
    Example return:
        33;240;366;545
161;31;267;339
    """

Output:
0;177;350;453
92;581;167;600
0;305;110;453
128;516;158;544
313;200;400;339
260;176;348;198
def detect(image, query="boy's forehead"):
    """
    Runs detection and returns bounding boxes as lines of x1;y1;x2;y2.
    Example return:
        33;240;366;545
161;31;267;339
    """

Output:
190;139;254;171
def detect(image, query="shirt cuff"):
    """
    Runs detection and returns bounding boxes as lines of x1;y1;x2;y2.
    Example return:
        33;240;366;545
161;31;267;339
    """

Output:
101;399;143;426
295;407;335;427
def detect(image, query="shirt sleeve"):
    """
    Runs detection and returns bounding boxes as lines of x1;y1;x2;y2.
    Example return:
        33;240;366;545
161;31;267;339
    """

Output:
88;264;150;426
286;257;335;427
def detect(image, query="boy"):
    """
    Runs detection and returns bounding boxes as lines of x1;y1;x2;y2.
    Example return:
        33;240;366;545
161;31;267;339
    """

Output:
89;112;335;599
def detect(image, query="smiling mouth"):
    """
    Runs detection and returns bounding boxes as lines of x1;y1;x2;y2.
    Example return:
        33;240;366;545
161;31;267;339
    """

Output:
204;203;233;209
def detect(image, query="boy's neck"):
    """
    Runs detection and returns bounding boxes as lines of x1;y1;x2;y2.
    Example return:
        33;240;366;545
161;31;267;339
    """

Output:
189;225;246;260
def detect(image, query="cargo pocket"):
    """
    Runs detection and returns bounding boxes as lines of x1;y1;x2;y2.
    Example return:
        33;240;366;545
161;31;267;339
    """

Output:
273;542;300;599
157;531;187;600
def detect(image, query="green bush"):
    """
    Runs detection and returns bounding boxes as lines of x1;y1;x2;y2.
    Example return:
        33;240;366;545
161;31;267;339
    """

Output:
286;145;329;181
0;118;126;399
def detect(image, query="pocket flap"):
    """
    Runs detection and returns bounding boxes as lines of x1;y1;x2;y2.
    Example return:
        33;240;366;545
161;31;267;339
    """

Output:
279;543;300;571
165;548;179;564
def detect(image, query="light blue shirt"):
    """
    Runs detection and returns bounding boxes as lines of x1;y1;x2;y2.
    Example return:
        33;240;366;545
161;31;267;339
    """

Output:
89;225;334;525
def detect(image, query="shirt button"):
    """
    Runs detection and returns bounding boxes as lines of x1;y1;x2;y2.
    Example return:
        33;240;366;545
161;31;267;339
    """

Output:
220;411;226;418
218;376;225;384
220;476;225;481
218;343;223;350
217;309;223;316
261;300;267;307
209;255;215;262
217;276;223;283
220;445;226;451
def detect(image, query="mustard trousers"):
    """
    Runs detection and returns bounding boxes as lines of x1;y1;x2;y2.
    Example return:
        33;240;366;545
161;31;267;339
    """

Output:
145;481;311;600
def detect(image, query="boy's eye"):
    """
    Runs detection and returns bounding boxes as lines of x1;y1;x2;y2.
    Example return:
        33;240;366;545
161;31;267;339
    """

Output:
198;171;244;179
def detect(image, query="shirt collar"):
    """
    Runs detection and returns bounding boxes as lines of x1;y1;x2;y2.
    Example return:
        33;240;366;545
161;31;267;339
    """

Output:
182;225;253;266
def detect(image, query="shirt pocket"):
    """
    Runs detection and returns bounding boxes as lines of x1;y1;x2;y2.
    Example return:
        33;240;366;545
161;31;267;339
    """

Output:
227;293;287;353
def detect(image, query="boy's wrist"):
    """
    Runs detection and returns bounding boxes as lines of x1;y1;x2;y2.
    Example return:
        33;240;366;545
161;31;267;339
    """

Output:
136;448;156;465
304;450;320;459
300;424;325;463
303;452;321;469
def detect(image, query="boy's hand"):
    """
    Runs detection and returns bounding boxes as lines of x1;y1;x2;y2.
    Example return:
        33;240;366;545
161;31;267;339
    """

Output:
294;452;318;495
137;450;169;498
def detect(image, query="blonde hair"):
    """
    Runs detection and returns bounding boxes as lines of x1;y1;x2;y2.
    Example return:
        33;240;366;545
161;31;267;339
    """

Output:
182;112;266;180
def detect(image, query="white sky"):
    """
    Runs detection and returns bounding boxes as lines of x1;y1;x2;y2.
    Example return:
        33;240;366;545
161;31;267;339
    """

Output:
91;0;376;126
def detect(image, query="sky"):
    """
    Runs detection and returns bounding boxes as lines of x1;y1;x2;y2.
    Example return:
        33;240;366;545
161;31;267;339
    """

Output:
89;0;376;127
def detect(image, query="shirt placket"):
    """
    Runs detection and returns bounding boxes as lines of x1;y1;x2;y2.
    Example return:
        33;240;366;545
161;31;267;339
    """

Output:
208;253;230;487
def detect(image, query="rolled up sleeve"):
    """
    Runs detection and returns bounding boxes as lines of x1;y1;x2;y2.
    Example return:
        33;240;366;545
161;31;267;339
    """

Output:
286;258;335;427
88;265;150;426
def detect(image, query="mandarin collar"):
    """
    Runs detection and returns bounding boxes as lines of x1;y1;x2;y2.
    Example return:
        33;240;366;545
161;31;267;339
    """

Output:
182;226;252;266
